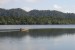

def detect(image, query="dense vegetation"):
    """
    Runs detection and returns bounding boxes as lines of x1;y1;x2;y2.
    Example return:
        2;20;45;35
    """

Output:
0;8;75;25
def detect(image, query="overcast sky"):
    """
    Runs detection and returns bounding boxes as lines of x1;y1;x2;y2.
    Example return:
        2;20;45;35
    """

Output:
0;0;75;13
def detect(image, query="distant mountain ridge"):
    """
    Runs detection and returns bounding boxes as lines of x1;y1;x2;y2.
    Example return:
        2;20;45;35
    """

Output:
0;8;74;18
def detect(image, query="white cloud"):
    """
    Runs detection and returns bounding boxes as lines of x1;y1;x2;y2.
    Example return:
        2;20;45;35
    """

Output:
22;7;33;11
64;10;71;13
53;4;72;13
53;4;62;10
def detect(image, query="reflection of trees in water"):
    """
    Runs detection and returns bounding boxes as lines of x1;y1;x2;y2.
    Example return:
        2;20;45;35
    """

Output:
0;29;75;38
0;31;27;37
28;29;75;38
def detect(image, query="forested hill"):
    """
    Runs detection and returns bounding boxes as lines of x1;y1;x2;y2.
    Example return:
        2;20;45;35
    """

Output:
0;8;75;25
0;8;75;18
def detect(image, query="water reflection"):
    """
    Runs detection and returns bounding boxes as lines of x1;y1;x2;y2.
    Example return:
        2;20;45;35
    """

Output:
0;29;75;38
28;29;75;38
0;29;75;50
0;31;27;37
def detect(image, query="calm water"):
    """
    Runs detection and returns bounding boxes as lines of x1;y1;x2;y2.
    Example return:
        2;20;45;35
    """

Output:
0;25;75;29
0;29;75;50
